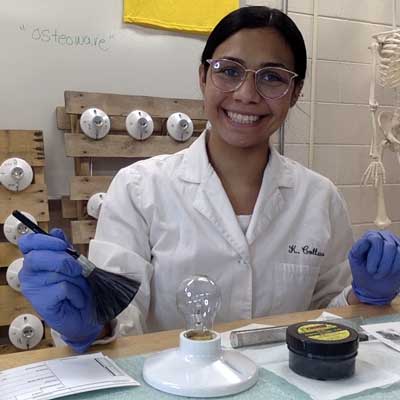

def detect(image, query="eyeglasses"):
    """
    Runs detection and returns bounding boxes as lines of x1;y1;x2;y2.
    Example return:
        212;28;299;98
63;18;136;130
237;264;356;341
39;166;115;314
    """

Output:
206;58;298;100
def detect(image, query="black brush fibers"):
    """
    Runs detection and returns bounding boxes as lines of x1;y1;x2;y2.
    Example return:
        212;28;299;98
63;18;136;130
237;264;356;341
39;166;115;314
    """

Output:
12;210;141;325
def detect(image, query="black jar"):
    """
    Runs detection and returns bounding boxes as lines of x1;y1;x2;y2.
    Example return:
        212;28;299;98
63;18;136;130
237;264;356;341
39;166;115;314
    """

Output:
286;321;359;380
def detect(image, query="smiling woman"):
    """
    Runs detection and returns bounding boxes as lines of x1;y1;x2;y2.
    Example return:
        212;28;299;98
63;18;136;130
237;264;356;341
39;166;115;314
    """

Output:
16;6;400;354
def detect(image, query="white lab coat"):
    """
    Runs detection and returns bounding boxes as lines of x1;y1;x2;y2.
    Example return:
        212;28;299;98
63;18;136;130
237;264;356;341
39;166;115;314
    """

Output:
88;130;354;335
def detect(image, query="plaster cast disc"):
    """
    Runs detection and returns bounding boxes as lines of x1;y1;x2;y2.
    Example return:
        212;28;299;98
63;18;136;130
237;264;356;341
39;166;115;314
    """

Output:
80;108;111;140
167;112;194;142
126;110;154;140
3;211;37;245
87;192;106;219
0;157;33;192
9;314;44;350
6;257;24;292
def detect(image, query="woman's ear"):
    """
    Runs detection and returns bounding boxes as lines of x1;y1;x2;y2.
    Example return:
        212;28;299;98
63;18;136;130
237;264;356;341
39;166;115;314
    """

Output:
199;64;206;96
290;81;304;107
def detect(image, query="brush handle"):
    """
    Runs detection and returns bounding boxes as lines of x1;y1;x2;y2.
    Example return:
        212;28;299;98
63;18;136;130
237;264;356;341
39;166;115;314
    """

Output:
12;210;80;259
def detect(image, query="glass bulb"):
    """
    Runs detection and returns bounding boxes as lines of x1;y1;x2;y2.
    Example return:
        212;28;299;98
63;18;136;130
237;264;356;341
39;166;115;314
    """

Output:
176;275;221;338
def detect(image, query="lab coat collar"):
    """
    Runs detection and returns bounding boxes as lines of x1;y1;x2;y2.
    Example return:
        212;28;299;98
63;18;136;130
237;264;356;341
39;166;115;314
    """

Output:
178;130;294;188
246;145;295;244
178;130;296;254
178;130;213;183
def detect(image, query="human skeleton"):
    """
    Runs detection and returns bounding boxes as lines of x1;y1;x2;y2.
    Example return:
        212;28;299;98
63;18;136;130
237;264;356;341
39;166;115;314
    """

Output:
362;6;400;229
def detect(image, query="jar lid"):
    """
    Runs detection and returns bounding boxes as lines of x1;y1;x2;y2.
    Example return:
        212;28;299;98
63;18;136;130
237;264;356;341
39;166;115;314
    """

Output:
286;321;359;357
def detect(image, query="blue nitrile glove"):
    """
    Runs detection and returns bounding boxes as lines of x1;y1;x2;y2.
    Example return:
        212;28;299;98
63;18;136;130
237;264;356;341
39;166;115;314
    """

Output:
349;230;400;305
17;229;103;353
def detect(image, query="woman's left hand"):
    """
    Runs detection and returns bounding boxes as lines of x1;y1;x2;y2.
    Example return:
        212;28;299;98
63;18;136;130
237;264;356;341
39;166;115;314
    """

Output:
349;230;400;305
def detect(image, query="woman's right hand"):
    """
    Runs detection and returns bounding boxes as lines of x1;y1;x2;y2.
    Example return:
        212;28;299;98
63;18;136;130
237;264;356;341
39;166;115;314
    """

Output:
17;229;103;353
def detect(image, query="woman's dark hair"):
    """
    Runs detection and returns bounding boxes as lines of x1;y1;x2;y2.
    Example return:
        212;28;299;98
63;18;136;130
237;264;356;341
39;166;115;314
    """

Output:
201;6;307;83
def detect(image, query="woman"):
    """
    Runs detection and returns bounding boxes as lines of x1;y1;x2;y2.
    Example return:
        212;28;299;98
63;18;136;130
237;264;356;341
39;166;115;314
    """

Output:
18;6;400;353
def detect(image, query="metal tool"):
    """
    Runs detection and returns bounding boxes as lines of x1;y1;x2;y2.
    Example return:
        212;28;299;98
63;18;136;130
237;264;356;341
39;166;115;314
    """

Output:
230;317;368;348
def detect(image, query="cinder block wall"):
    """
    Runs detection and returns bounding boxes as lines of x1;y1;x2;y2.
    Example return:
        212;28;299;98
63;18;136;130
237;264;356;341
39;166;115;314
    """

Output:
248;0;400;238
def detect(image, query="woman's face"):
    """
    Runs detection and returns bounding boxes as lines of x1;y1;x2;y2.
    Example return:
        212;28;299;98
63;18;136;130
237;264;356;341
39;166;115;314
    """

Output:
199;28;302;149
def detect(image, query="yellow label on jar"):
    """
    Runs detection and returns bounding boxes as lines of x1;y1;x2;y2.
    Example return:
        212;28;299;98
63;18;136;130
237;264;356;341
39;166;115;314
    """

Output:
297;323;350;341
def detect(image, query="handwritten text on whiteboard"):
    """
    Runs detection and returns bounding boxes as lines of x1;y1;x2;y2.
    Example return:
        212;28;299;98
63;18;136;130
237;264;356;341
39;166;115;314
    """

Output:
19;25;114;51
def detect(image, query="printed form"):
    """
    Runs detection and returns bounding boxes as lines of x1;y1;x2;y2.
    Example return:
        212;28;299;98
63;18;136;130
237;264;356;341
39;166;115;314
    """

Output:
1;352;139;400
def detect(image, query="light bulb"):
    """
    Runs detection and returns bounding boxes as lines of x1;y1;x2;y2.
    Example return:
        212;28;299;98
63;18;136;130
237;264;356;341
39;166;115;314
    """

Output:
176;275;221;338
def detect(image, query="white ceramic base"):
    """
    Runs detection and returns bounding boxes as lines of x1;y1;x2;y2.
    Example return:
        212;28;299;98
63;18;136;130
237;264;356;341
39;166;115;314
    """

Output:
143;330;258;397
8;314;43;350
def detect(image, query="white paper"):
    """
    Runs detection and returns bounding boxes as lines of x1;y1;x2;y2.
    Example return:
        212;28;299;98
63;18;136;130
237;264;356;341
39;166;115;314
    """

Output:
1;352;139;400
265;356;399;400
361;321;400;352
222;314;400;400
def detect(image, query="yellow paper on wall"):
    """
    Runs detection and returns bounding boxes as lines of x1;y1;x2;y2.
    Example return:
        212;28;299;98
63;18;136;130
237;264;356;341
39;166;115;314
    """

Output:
124;0;239;35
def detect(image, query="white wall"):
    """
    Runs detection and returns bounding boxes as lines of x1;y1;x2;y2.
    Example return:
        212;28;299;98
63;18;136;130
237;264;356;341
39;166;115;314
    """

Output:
0;0;206;197
249;0;400;237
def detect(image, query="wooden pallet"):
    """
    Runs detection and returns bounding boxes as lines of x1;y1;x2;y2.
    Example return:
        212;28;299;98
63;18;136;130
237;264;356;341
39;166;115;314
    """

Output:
0;130;53;353
58;91;207;252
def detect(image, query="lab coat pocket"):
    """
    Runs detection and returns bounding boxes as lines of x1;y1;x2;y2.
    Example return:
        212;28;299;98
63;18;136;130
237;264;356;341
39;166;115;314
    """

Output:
266;262;320;314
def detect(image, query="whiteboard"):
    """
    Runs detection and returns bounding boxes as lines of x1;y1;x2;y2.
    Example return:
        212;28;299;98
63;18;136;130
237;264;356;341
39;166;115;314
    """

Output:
0;0;208;197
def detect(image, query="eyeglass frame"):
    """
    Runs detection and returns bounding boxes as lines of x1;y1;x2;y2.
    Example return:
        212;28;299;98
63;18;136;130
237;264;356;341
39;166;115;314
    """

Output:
206;58;299;100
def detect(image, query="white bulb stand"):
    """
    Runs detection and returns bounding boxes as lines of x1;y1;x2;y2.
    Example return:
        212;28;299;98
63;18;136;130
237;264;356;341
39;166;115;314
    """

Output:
80;108;111;140
0;157;33;192
3;211;37;245
6;257;24;292
143;330;258;397
8;314;44;350
126;110;154;140
87;192;106;219
167;112;194;142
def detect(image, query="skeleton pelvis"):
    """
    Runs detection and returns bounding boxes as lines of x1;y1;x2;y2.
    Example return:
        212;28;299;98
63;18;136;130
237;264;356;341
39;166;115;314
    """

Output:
378;110;400;150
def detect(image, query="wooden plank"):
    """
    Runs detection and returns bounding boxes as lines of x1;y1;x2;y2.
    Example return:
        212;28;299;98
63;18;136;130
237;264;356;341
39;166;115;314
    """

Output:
57;106;206;133
65;133;196;158
0;286;38;326
0;243;22;268
70;176;113;200
61;196;77;219
71;220;96;244
33;166;45;185
64;91;206;120
0;130;45;166
0;184;49;223
0;338;54;355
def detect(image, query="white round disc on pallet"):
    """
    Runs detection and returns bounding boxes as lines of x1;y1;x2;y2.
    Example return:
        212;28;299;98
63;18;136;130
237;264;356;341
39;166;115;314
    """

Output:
9;314;44;350
167;112;194;142
3;211;37;245
126;110;154;140
80;108;111;140
0;157;33;192
87;192;106;219
6;257;24;292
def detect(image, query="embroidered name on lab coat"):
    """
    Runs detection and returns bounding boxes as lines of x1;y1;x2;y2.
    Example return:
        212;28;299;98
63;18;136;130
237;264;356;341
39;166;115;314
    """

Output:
288;244;325;257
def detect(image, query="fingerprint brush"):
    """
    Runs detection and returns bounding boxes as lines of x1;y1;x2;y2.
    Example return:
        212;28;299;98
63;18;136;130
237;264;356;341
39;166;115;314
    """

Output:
12;210;141;325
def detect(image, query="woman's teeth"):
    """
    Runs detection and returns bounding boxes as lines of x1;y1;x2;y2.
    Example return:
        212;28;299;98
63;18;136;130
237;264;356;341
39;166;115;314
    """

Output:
226;111;261;124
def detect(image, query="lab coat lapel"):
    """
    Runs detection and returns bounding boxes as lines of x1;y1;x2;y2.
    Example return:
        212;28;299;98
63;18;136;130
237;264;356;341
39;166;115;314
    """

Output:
194;172;250;260
178;131;250;260
246;146;295;245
